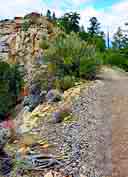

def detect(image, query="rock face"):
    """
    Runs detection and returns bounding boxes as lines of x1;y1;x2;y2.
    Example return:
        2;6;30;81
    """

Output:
0;15;55;84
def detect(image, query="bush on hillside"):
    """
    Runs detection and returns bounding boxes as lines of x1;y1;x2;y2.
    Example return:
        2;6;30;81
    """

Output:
80;57;97;79
43;32;100;82
103;49;128;71
0;62;23;120
21;21;30;32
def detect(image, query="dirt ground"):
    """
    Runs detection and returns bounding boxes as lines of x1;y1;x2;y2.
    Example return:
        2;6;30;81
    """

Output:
98;67;128;177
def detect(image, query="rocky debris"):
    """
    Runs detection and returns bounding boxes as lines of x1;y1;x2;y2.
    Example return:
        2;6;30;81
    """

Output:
29;80;109;177
16;82;84;134
11;80;110;177
14;81;105;176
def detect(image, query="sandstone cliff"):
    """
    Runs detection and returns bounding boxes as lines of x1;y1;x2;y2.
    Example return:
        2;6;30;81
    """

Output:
0;13;57;83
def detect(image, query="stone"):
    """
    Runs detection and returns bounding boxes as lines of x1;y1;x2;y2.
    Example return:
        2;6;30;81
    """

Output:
0;150;12;176
29;94;41;112
30;82;41;95
46;89;62;103
52;104;71;123
23;82;47;111
0;127;11;149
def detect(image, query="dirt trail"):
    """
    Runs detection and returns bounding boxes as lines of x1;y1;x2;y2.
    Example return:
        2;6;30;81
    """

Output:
98;67;128;177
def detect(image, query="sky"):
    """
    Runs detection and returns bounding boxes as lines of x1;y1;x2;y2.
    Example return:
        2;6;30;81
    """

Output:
0;0;128;38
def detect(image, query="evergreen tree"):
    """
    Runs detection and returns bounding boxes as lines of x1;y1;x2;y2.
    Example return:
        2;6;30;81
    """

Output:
52;12;56;21
112;27;126;49
88;17;100;36
46;9;51;20
70;12;80;32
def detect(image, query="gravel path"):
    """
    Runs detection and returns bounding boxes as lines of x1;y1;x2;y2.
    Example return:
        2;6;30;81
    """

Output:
35;67;128;177
63;67;128;177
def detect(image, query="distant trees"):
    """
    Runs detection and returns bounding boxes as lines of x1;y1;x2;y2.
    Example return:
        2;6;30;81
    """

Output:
104;23;128;70
112;27;125;49
112;27;128;49
46;10;57;24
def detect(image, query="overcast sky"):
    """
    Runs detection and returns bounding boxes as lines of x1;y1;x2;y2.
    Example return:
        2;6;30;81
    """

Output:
0;0;128;37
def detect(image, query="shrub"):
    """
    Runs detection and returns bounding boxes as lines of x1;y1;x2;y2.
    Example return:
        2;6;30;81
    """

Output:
60;75;75;90
80;58;97;79
103;49;128;71
43;32;100;80
21;20;30;32
0;62;23;119
40;40;49;50
80;53;102;80
47;22;53;34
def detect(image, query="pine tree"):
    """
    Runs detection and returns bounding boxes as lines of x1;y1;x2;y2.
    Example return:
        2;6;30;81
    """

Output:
112;27;125;49
46;9;51;20
52;12;56;21
88;17;100;36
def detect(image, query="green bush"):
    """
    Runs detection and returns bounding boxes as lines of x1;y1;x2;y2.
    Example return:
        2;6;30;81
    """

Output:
80;56;99;79
40;40;50;50
103;49;128;71
60;75;75;91
0;62;23;119
21;20;30;32
43;32;100;81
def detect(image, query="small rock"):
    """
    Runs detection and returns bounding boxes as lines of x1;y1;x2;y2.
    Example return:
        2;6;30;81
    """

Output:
46;89;62;103
52;104;71;123
0;127;11;149
44;171;53;177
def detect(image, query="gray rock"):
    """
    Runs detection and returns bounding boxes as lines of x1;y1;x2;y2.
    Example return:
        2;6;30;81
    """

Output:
0;127;10;149
46;89;62;103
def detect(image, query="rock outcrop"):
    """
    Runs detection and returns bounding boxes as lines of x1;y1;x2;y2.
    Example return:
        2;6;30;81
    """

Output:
0;14;56;84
